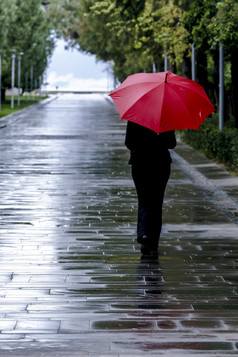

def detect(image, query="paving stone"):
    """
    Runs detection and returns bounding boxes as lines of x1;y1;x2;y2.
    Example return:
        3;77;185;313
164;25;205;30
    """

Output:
0;94;238;356
15;320;60;333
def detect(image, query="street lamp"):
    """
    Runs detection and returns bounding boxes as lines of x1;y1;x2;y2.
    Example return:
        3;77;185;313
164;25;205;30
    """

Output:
30;43;37;101
163;33;168;72
30;66;33;101
191;42;196;81
35;78;37;100
39;75;42;98
25;74;28;103
0;49;2;112
219;42;224;131
18;52;24;106
11;49;16;109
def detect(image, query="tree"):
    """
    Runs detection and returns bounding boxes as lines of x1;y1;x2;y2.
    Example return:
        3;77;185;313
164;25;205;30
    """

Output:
53;0;188;81
0;1;17;100
43;0;80;45
41;0;238;126
184;0;238;126
0;1;17;47
208;0;238;126
146;0;188;73
66;0;141;81
1;0;55;98
184;0;216;90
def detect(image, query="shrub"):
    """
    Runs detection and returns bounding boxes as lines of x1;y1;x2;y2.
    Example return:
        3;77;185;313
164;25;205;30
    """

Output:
180;121;238;173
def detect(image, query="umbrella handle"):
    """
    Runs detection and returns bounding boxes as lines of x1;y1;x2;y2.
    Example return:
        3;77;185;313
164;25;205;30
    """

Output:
165;72;168;83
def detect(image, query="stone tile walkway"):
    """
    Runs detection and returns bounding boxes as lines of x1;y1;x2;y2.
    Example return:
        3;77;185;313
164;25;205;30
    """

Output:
0;94;238;356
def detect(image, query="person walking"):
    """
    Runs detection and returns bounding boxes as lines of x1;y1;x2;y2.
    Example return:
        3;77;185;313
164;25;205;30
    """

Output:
125;121;176;255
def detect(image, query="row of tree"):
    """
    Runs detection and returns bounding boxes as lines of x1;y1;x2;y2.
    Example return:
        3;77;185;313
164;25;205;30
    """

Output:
0;0;55;100
48;0;238;127
1;0;237;126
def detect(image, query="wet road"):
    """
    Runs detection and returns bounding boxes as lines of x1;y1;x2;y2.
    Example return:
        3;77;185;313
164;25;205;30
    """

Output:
0;94;238;356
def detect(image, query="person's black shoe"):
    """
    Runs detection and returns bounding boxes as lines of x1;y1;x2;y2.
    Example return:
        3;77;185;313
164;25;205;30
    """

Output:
137;234;151;245
138;235;157;247
141;243;158;256
138;235;158;257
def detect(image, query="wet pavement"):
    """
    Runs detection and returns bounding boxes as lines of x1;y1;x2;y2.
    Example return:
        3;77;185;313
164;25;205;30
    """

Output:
0;93;238;356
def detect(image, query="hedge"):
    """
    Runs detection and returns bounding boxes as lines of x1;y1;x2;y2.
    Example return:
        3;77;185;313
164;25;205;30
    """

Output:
180;120;238;173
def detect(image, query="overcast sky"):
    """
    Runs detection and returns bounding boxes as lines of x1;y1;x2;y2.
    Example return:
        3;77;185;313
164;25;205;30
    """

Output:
46;39;114;91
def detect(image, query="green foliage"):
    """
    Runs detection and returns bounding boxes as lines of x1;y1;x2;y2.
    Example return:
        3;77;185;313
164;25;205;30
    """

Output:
0;1;17;47
44;0;80;44
209;0;238;51
183;0;238;124
30;0;238;126
1;0;55;91
56;0;189;81
55;0;236;81
181;119;238;173
151;0;189;66
115;0;146;19
48;0;238;77
184;0;238;53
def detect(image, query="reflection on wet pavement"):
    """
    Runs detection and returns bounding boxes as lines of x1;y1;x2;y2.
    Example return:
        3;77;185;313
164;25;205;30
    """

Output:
0;94;237;355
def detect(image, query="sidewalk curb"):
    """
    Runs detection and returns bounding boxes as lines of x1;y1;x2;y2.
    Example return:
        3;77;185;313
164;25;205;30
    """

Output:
172;144;238;224
0;95;58;129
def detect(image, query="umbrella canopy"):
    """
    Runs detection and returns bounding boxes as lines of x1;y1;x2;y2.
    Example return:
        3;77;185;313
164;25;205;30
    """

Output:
109;71;215;134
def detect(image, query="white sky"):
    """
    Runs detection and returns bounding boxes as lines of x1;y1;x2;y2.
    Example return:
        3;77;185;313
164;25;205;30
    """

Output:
46;39;114;91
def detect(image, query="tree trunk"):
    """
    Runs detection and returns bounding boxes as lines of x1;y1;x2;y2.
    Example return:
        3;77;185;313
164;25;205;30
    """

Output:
196;49;209;90
154;56;163;72
212;49;219;113
168;61;176;73
181;51;191;79
1;87;6;103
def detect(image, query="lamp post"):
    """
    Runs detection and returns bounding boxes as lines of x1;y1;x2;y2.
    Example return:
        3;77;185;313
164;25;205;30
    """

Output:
25;74;28;103
30;43;37;101
0;49;2;112
30;66;33;101
40;75;43;99
219;42;224;131
191;42;196;81
35;79;37;100
17;52;24;106
11;49;16;109
164;49;168;72
163;33;168;72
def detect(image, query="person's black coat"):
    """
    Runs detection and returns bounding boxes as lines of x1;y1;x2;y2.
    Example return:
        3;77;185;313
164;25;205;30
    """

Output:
125;121;177;165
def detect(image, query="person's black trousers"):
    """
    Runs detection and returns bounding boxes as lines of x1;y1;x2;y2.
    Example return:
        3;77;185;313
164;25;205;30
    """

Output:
131;161;171;245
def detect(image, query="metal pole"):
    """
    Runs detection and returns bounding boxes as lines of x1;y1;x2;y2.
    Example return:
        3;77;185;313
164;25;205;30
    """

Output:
0;50;2;112
39;76;42;98
11;49;16;109
35;79;37;100
163;32;168;72
192;42;196;81
25;74;28;103
30;66;33;101
164;50;168;72
219;43;224;131
17;52;23;106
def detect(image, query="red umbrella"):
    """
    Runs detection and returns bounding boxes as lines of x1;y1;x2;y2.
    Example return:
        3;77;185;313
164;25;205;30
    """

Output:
109;71;215;134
